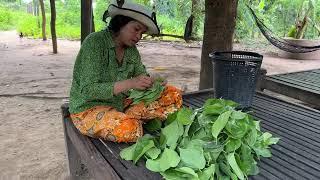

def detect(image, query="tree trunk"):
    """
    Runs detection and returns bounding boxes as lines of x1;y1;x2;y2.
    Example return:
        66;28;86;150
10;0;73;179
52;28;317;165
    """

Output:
50;0;57;54
81;0;93;43
91;6;95;33
191;0;201;38
33;0;40;28
39;0;46;40
199;0;238;90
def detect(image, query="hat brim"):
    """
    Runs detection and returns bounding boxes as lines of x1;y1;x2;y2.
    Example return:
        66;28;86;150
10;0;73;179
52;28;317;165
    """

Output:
108;4;160;35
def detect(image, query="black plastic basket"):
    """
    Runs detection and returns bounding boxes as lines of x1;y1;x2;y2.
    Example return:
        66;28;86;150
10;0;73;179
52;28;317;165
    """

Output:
210;51;263;109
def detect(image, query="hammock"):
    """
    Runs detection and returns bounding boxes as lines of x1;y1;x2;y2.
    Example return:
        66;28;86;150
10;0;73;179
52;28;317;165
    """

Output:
247;6;320;53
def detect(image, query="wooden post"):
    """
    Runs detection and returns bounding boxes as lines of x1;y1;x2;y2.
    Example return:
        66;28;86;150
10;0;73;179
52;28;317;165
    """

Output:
50;0;57;53
39;0;47;40
81;0;93;44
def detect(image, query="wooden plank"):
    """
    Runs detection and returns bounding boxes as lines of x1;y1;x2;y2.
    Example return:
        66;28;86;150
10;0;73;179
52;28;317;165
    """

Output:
267;76;320;92
63;114;121;180
262;78;320;108
62;107;84;180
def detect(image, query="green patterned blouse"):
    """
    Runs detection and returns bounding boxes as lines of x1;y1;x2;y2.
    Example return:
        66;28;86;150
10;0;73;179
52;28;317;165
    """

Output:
69;29;147;114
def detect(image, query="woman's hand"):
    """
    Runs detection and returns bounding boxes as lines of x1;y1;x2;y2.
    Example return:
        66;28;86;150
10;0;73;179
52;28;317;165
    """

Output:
129;75;153;90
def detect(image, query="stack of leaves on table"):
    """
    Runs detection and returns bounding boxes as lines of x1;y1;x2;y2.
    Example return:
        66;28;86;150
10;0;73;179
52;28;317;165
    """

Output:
120;98;279;180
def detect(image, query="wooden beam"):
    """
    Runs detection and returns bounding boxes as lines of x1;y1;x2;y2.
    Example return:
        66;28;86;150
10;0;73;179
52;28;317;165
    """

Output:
81;0;93;43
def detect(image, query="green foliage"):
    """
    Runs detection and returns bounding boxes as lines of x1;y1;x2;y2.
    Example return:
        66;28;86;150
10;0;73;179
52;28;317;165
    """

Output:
120;98;279;180
1;0;319;41
17;13;41;38
94;0;110;31
157;14;184;35
128;78;165;105
238;0;320;40
0;6;15;30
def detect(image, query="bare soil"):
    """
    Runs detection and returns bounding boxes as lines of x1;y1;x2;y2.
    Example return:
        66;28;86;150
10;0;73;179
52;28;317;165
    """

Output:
1;30;319;179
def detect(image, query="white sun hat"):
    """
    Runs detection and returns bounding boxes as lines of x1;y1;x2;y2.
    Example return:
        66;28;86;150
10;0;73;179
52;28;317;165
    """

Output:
106;0;160;35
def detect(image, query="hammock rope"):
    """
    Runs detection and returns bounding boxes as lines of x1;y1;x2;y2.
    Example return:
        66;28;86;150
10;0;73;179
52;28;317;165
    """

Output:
247;5;320;53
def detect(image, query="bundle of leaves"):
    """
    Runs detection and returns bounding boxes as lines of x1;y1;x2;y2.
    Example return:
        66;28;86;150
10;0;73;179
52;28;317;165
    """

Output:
120;98;279;180
128;78;165;105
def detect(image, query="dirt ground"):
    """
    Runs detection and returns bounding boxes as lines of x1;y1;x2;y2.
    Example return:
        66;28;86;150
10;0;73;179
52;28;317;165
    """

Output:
1;30;319;179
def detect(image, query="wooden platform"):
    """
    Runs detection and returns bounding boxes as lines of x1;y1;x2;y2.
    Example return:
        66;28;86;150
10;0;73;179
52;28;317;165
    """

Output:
262;69;320;108
62;90;320;180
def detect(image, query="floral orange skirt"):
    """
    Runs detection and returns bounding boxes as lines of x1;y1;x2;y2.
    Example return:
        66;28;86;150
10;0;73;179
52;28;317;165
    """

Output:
70;85;182;143
71;106;143;143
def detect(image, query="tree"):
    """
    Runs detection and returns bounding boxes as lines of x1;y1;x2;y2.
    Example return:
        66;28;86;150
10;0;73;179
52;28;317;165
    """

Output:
191;0;203;38
33;0;40;29
39;0;46;40
50;0;57;53
81;0;93;43
199;0;239;90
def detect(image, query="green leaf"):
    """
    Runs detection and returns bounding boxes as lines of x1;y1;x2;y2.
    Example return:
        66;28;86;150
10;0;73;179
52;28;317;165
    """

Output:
192;128;208;140
175;167;199;177
177;108;193;125
145;147;161;160
248;163;260;176
204;103;225;115
225;118;248;139
198;164;215;180
238;144;256;174
162;120;184;149
231;111;246;120
188;119;201;137
179;146;206;170
128;89;145;99
120;135;155;164
224;100;239;108
132;136;155;164
183;110;200;137
185;139;205;149
245;128;258;147
166;111;178;126
129;80;165;105
219;162;237;180
226;153;245;180
144;118;162;132
145;158;161;172
262;132;280;145
203;141;224;160
120;144;136;161
160;167;198;180
225;138;241;152
211;111;232;139
269;137;280;145
146;148;180;172
198;114;218;127
254;148;272;158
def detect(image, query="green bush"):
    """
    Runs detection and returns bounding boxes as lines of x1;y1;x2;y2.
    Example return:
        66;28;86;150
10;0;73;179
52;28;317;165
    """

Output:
157;14;184;35
56;24;80;39
17;14;41;38
0;6;15;30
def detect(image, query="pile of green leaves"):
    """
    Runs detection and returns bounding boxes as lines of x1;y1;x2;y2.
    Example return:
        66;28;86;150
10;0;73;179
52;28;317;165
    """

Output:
120;98;279;180
128;78;165;105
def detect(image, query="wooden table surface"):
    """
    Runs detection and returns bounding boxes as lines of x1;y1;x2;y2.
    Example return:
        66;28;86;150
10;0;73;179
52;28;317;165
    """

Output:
62;89;320;180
